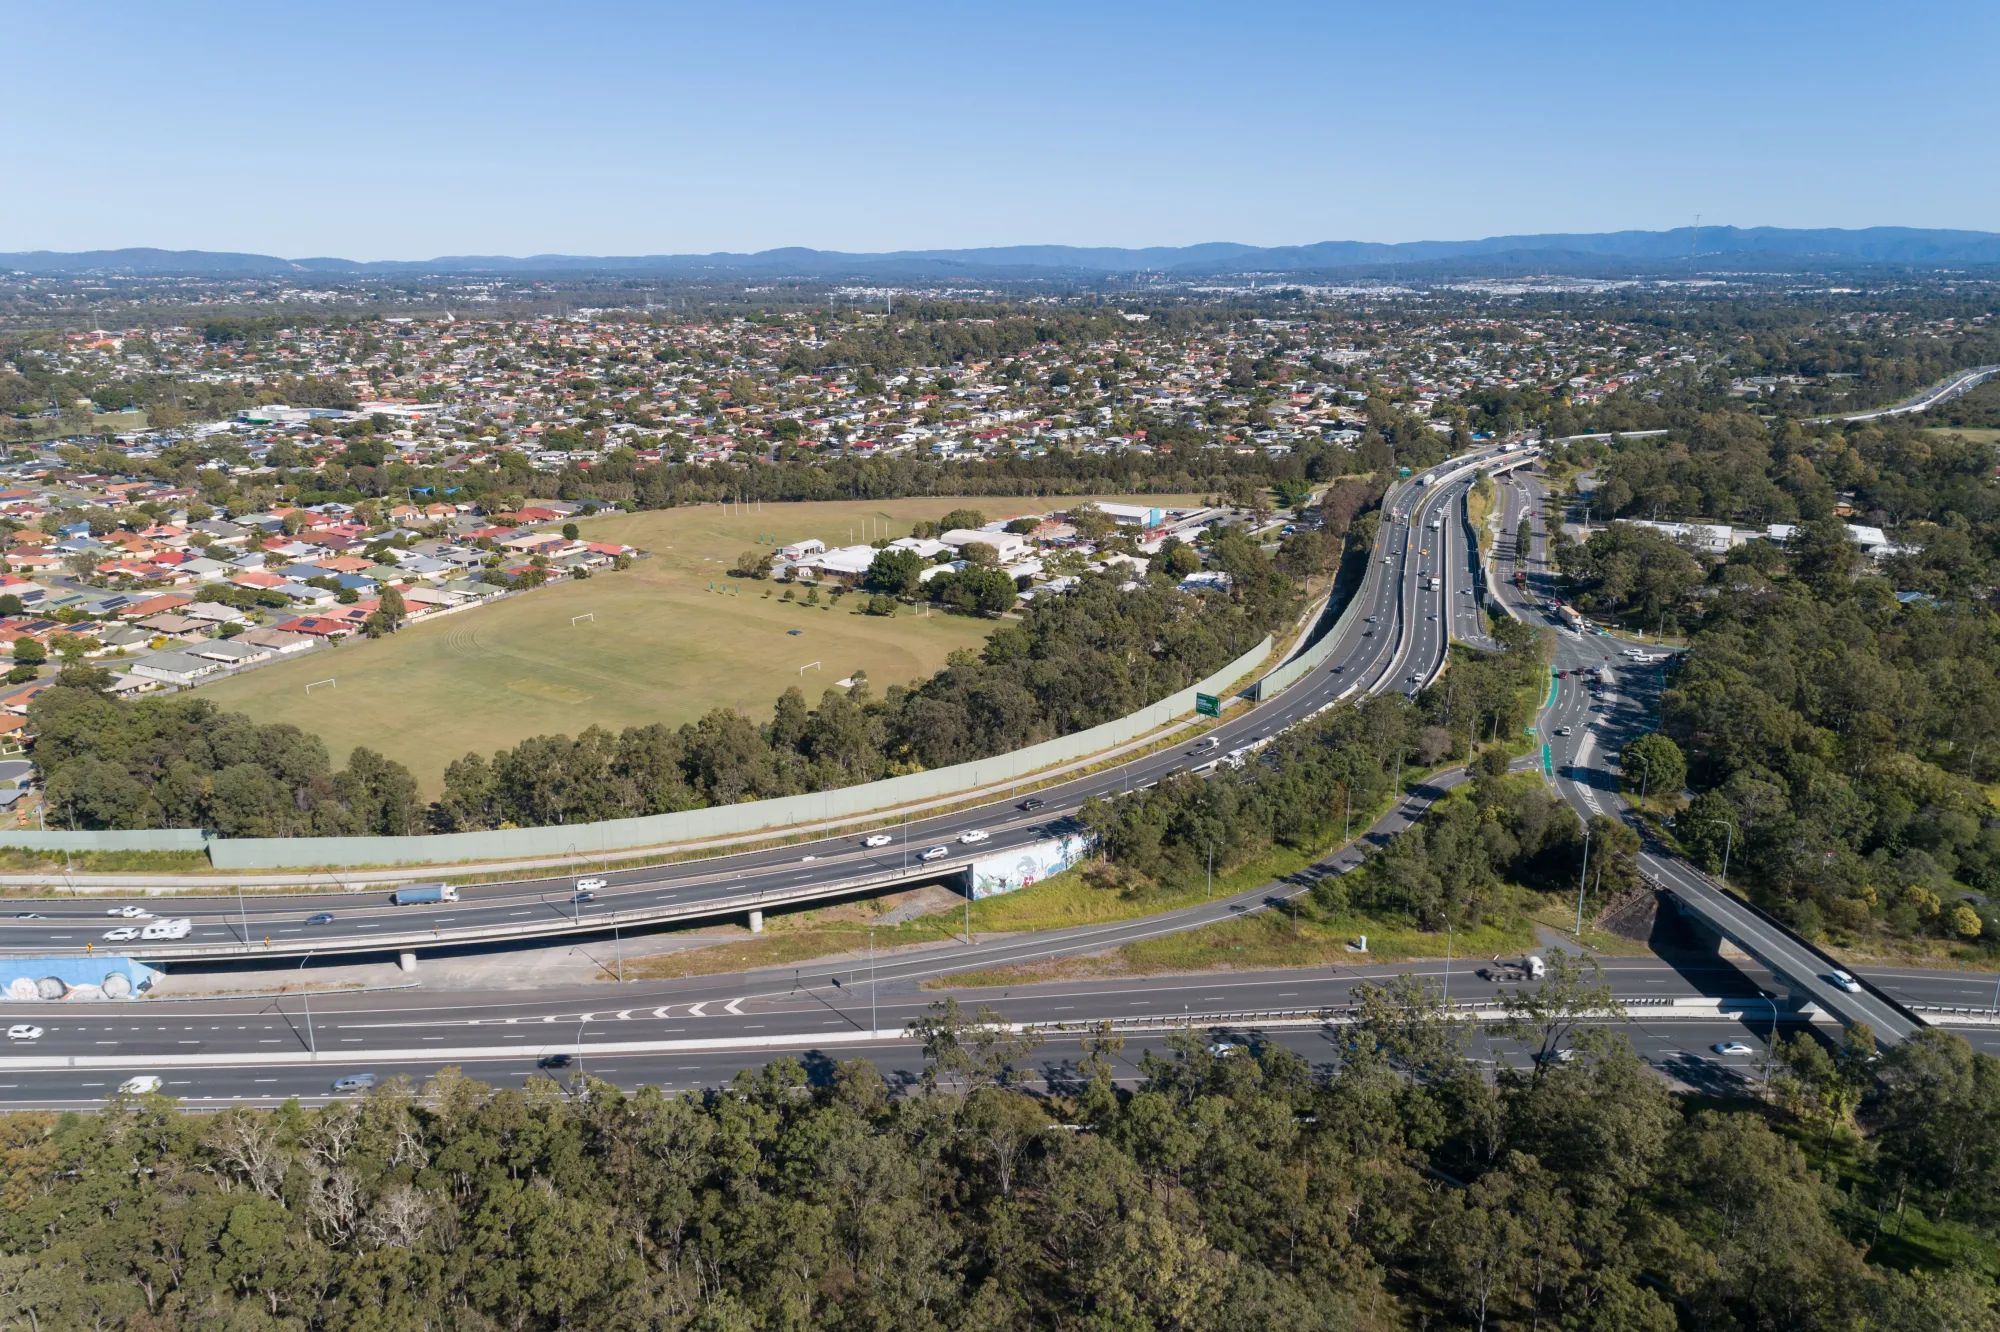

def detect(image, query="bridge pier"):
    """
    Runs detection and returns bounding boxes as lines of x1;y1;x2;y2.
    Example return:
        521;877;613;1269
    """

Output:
398;951;418;974
747;910;763;934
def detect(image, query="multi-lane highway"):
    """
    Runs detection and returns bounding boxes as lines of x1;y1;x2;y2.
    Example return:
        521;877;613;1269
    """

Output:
0;449;1523;965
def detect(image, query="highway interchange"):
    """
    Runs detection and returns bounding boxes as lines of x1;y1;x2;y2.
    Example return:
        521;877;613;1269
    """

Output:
3;446;1996;1107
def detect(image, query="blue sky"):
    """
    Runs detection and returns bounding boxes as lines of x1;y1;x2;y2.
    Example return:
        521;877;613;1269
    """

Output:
4;0;1994;259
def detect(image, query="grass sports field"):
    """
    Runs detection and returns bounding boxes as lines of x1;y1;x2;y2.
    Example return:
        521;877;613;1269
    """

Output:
198;494;1203;793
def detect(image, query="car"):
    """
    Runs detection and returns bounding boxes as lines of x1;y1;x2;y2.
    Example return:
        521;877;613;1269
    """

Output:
1361;628;1375;637
13;911;46;919
102;927;140;942
1207;1041;1243;1058
1556;725;1573;736
106;906;153;919
537;1053;572;1070
1018;797;1045;812
1426;613;1438;620
1331;664;1345;672
331;1074;377;1093
1829;970;1863;994
787;628;803;636
7;1024;43;1041
571;890;596;903
1365;615;1380;623
862;833;893;848
1711;1042;1754;1056
1407;673;1422;683
576;877;607;892
118;1075;162;1095
958;829;989;844
919;844;949;862
1535;1048;1577;1066
1190;736;1219;752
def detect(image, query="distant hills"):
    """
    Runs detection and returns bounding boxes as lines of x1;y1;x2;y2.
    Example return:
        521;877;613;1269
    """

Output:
6;227;2000;280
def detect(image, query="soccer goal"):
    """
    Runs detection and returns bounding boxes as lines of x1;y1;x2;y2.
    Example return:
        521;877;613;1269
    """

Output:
305;678;336;695
571;613;595;627
799;661;821;675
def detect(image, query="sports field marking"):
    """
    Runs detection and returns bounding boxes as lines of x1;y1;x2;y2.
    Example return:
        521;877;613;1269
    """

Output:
305;679;336;695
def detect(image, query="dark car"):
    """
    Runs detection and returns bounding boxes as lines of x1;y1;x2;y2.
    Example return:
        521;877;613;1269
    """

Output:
1018;797;1045;812
537;1053;573;1070
304;912;336;926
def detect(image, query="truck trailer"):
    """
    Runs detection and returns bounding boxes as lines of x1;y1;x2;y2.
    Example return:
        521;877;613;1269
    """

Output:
390;883;459;906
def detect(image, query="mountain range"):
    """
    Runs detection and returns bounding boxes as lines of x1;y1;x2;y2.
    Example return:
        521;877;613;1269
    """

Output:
6;226;2000;280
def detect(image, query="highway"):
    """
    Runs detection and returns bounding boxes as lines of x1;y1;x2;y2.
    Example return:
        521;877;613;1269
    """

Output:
1492;470;1920;1041
1806;363;2000;423
0;449;1525;965
1;447;1988;1107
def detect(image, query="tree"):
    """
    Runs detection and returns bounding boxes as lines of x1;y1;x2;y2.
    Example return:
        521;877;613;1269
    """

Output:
1619;732;1685;811
378;584;406;627
937;507;986;533
865;547;925;595
733;549;771;579
11;638;44;666
562;521;580;540
1498;951;1625;1081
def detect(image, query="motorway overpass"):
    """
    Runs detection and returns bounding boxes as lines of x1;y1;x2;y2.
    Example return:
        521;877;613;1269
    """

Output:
1492;470;1919;1042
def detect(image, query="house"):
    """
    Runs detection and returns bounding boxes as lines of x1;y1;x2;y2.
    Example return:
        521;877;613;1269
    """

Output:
235;627;316;654
129;651;220;685
190;640;271;666
1178;571;1233;592
779;538;826;561
272;616;354;640
183;602;248;626
887;537;951;559
138;613;210;637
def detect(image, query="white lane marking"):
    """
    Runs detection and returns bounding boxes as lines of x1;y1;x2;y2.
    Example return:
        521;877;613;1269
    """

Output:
616;1009;632;1021
723;998;747;1015
652;1006;674;1018
687;1002;708;1018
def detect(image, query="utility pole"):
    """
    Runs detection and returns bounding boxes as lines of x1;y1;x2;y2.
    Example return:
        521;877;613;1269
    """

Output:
237;881;251;950
869;930;877;1032
1206;843;1213;899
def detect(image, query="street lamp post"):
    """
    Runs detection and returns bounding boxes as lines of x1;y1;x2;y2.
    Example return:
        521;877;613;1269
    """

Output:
1206;843;1213;900
298;952;315;1055
1574;824;1592;937
1704;819;1736;891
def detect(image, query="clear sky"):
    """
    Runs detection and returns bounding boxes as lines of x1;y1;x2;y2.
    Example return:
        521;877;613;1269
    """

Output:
4;0;1994;259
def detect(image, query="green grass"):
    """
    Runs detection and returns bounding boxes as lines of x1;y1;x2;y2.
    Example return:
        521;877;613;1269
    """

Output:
1925;427;2000;446
198;495;1199;793
0;847;211;875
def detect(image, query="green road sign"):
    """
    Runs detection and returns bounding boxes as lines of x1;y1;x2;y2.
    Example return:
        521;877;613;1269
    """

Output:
1195;693;1221;718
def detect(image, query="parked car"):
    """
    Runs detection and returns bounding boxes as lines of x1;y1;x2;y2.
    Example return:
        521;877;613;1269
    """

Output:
862;834;893;848
305;912;336;926
331;1074;377;1093
958;829;989;844
6;1024;43;1041
102;927;140;942
919;845;949;862
118;1075;162;1095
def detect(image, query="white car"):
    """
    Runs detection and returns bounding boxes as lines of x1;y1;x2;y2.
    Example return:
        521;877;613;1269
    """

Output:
919;845;949;862
102;926;140;942
958;829;989;845
106;906;154;919
6;1024;43;1041
1829;970;1863;994
862;834;893;848
118;1075;162;1095
1711;1042;1753;1056
575;877;607;893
